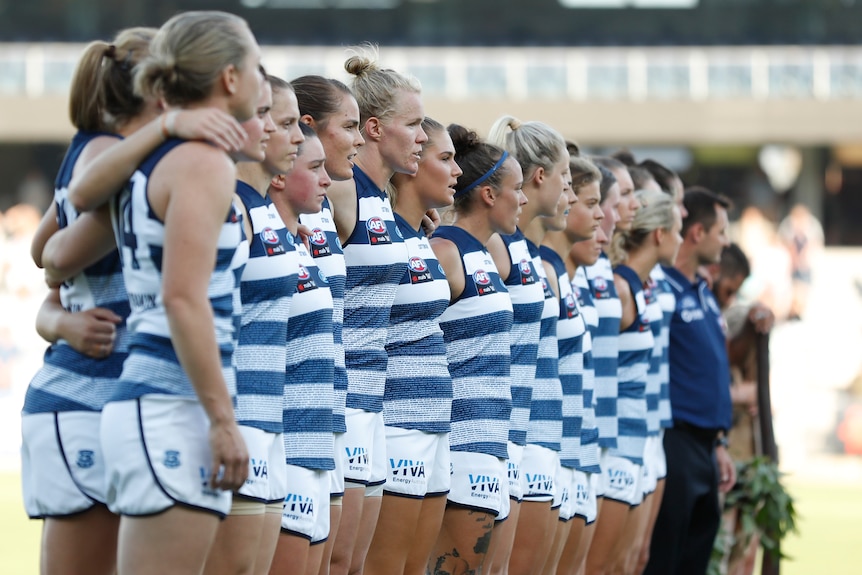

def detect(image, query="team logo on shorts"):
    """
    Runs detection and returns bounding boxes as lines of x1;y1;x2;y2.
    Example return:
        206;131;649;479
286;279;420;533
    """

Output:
518;259;537;285
564;293;579;319
260;227;286;256
76;449;95;469
164;450;181;469
525;473;554;495
408;256;433;284
366;217;391;245
309;228;332;257
285;493;315;516
607;467;635;489
390;458;426;483
469;474;500;499
472;269;497;296
297;264;318;293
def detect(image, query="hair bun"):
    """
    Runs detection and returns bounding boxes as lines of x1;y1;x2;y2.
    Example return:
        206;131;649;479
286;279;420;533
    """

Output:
448;123;481;154
344;54;378;77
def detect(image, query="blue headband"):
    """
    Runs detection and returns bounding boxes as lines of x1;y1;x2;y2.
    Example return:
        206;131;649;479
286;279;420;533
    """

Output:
455;151;509;198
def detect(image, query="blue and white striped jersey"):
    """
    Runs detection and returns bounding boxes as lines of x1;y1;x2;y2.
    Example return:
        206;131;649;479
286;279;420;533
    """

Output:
434;226;513;458
383;214;452;433
573;266;601;474
300;197;347;433
342;166;408;413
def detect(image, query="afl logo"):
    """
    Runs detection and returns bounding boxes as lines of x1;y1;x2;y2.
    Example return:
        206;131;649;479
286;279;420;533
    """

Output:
565;294;576;311
298;265;310;280
366;217;387;234
260;227;279;244
473;269;491;285
409;257;428;273
593;276;608;291
310;228;327;246
519;259;533;275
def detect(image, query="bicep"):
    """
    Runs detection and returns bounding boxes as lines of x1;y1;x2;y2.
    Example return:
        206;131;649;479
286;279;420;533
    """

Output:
31;204;59;267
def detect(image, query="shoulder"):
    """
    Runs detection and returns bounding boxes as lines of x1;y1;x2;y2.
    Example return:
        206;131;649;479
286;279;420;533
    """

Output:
74;135;122;173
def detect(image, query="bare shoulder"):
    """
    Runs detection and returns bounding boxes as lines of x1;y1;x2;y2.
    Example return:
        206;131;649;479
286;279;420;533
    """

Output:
74;135;122;174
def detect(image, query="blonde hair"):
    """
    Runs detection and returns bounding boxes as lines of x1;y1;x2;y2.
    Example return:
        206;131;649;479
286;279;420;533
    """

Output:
609;188;675;266
135;11;254;107
344;44;421;126
389;116;446;208
487;115;566;179
68;27;156;132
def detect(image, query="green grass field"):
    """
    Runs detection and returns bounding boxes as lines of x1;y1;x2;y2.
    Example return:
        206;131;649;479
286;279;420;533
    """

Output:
1;473;860;574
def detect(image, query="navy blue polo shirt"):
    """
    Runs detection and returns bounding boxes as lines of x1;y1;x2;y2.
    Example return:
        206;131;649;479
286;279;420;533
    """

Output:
663;266;732;431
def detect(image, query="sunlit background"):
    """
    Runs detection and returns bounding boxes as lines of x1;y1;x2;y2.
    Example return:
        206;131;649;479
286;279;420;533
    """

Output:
1;1;862;572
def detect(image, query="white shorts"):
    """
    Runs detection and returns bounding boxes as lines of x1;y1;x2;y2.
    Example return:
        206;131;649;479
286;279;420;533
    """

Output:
520;444;558;502
342;408;386;489
554;465;575;520
237;426;286;504
640;435;660;497
329;432;346;498
599;450;643;507
383;427;451;498
282;465;331;544
448;450;506;518
506;441;525;502
21;411;107;518
101;397;232;518
572;470;599;525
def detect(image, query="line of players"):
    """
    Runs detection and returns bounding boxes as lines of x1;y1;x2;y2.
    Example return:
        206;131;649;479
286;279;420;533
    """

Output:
21;10;745;575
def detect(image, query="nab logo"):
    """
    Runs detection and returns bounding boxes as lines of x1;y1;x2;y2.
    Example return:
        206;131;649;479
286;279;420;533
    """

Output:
390;459;426;481
260;227;286;256
518;259;536;285
285;493;315;515
346;447;368;467
76;450;95;469
468;474;500;498
164;450;181;469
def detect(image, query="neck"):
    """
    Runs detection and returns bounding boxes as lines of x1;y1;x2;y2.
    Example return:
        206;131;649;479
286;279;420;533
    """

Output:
542;230;573;275
522;215;547;246
393;184;428;232
270;191;300;235
674;243;700;282
518;183;542;226
624;248;658;282
355;145;395;190
452;210;495;247
235;163;273;197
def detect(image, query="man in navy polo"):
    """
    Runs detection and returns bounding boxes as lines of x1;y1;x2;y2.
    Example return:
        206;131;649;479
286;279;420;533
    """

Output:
644;186;735;575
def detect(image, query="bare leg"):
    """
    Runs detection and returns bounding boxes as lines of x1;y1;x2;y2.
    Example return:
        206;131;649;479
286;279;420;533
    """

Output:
365;494;423;575
347;493;381;575
557;517;586;575
508;501;555;575
269;532;311;575
329;487;364;575
117;506;220;575
405;495;448;575
634;479;664;575
540;515;570;575
204;512;266;575
430;506;495;575
317;502;342;575
255;511;284;575
41;505;119;575
584;499;630;575
486;500;520;575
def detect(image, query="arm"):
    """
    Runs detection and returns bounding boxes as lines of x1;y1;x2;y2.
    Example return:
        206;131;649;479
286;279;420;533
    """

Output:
716;443;736;493
614;273;636;331
325;179;358;246
542;260;560;300
430;237;465;303
42;206;116;288
485;234;511;281
159;145;247;491
727;303;774;365
69;109;247;212
35;289;120;357
31;204;59;268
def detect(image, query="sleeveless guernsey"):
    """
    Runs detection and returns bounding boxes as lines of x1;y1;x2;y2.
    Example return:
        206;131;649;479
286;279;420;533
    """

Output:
433;226;513;458
650;265;676;429
611;264;654;465
573;267;602;474
643;274;665;437
300;197;347;433
283;240;335;470
234;181;297;434
499;229;545;447
24;131;130;414
342;166;408;413
383;214;452;433
109;138;244;402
